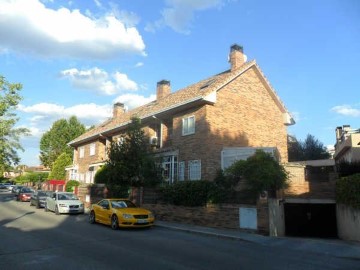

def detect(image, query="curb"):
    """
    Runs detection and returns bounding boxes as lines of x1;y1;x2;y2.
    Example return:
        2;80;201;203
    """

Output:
155;221;360;260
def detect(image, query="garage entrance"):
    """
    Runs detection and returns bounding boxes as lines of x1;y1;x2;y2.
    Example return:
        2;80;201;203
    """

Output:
284;203;337;238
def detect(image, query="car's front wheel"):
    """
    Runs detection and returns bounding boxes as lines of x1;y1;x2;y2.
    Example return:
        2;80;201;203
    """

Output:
55;206;60;215
44;203;48;212
36;201;40;209
111;215;119;230
89;211;96;224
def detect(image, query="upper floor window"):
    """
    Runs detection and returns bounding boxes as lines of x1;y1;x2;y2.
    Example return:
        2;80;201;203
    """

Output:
188;160;201;180
182;115;195;135
79;147;85;158
89;143;96;156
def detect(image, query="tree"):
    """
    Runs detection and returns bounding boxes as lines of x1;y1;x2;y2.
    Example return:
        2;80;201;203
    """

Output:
224;150;289;199
14;172;49;186
48;152;72;180
40;116;86;168
0;75;29;174
105;117;161;188
288;134;330;162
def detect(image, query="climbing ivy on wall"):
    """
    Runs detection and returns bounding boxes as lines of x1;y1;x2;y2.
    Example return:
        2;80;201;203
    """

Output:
336;173;360;209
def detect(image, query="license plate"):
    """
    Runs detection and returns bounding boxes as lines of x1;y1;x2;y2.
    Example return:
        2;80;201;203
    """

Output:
137;219;147;224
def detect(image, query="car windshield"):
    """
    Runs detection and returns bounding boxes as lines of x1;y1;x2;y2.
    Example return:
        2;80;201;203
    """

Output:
111;200;137;209
58;193;79;200
37;191;47;196
22;188;33;193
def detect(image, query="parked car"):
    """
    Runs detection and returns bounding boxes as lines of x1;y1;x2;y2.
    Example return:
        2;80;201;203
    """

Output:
45;192;84;215
0;184;8;190
16;187;35;202
12;185;24;195
7;185;16;191
30;190;53;208
89;199;155;230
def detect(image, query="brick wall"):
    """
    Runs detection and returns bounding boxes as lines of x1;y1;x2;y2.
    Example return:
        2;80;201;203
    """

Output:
284;165;337;199
142;202;269;235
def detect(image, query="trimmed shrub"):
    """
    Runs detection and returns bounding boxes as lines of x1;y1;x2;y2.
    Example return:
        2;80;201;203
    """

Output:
107;184;130;198
160;181;215;207
65;180;80;192
336;173;360;209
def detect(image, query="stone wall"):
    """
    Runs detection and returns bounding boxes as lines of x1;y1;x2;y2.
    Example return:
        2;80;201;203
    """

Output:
337;204;360;242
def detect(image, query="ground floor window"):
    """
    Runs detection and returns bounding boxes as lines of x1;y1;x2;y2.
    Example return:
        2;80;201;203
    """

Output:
86;167;95;184
188;160;201;180
70;169;77;180
178;161;185;181
161;155;178;183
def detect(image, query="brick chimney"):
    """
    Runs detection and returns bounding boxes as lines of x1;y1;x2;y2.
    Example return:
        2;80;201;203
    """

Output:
113;102;125;118
229;44;246;72
156;80;171;100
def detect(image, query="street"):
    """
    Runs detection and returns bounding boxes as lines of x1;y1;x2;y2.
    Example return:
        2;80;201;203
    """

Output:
0;191;359;270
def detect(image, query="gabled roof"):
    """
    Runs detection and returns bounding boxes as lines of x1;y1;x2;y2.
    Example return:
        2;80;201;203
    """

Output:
69;60;293;146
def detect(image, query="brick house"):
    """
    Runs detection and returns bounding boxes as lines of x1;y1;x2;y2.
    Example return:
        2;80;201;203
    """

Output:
66;44;294;185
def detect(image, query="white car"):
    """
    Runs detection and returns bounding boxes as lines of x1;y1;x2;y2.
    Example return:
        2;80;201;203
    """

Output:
45;192;84;215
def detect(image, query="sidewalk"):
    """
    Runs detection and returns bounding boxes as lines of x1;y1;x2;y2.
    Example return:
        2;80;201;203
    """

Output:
155;221;360;260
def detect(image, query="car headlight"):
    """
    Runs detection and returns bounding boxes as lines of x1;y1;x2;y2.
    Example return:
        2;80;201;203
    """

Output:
59;204;67;207
148;213;154;218
79;204;84;207
122;214;133;219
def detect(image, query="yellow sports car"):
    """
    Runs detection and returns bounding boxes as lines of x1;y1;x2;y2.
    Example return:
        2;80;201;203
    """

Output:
89;199;155;229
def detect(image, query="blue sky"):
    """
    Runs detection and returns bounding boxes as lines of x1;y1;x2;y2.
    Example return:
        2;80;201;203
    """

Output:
0;0;359;166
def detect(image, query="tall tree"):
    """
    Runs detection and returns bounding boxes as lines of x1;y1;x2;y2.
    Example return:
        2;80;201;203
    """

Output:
288;134;330;161
40;116;86;168
48;152;72;180
105;117;161;187
0;75;29;174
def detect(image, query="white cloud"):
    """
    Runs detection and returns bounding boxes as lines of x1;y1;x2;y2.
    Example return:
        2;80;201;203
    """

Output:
17;102;113;128
113;93;156;110
0;0;145;59
331;105;360;117
17;93;155;132
17;94;155;165
60;67;138;95
135;62;144;68
113;72;138;92
94;0;102;8
146;0;224;34
18;103;64;115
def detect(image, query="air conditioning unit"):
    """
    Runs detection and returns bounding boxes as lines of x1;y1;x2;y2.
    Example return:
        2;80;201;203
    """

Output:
150;136;158;146
259;191;268;201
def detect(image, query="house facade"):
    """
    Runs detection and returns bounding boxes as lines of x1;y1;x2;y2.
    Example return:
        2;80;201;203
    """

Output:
334;125;360;163
67;44;294;184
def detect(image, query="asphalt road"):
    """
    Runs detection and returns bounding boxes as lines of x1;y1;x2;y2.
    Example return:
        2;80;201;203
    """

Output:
0;190;359;270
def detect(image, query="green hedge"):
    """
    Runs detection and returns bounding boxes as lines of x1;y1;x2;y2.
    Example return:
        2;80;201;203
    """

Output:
160;181;215;207
336;173;360;209
65;180;80;192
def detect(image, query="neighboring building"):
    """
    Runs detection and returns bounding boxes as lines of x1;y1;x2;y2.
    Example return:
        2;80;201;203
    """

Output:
334;125;360;163
67;44;295;184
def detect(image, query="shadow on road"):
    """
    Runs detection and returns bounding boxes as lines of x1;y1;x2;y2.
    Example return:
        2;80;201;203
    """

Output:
0;211;35;226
